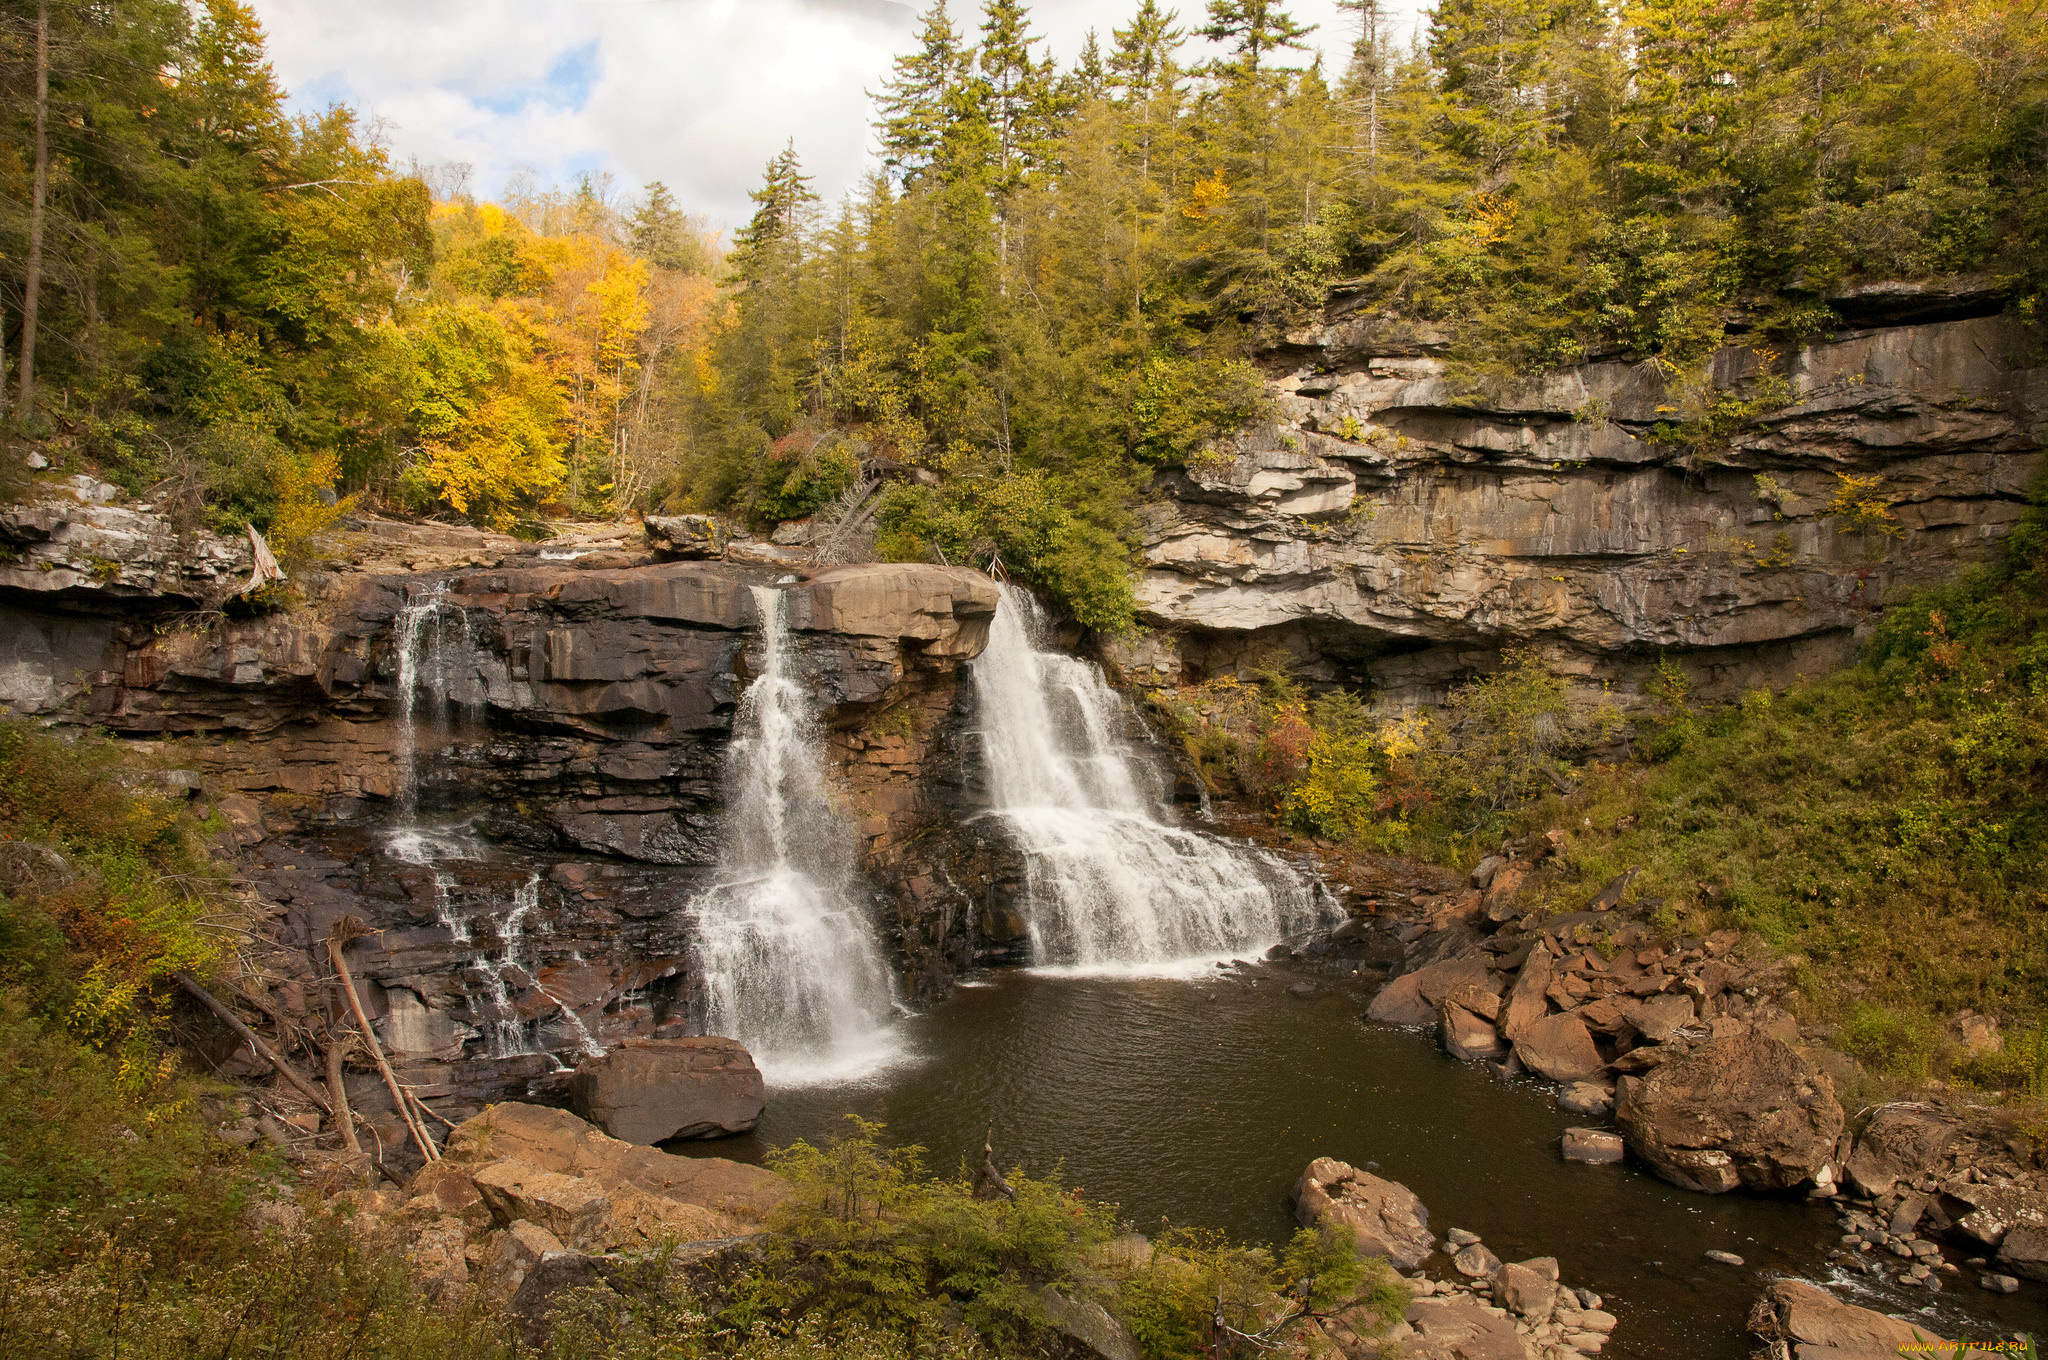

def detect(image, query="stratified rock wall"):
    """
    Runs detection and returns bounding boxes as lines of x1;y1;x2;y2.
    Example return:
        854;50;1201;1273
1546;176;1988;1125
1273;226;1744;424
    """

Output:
1120;311;2046;706
0;507;1002;1110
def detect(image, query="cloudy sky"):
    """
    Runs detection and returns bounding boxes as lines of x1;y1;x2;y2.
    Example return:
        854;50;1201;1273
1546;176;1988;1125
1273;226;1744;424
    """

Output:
247;0;1425;235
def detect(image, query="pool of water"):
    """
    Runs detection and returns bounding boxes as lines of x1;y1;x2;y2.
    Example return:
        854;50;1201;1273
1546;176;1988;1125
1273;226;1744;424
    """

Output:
693;966;2048;1357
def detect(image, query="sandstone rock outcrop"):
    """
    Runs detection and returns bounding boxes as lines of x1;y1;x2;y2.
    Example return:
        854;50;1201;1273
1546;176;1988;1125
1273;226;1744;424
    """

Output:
445;1102;788;1222
1615;1034;1844;1193
1292;1156;1435;1268
568;1036;765;1143
1113;312;2045;710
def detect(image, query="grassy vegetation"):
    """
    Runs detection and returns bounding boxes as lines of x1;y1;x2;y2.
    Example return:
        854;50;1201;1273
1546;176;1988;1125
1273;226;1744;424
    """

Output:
1166;491;2048;1098
1511;509;2048;1093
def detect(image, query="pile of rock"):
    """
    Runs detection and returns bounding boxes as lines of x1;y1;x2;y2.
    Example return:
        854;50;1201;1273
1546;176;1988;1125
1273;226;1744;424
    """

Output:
1822;1103;2048;1293
1292;1157;1619;1359
1330;840;1842;1194
334;1102;788;1341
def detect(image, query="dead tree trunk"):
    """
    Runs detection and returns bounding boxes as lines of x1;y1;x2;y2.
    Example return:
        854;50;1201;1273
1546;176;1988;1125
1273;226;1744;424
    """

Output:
326;922;439;1162
17;0;50;415
174;971;332;1115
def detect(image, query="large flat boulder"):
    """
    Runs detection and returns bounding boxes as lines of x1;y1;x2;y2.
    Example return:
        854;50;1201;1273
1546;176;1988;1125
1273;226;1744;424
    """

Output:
784;564;999;658
1615;1034;1844;1193
568;1036;765;1144
447;1101;789;1222
1292;1157;1435;1268
1748;1279;1961;1356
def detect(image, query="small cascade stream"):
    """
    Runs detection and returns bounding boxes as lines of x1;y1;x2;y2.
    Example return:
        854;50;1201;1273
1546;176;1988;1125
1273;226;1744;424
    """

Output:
973;585;1330;970
687;586;901;1084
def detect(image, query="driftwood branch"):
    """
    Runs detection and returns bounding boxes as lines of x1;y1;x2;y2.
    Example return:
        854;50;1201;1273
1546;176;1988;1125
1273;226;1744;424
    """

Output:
327;919;439;1162
973;1126;1016;1203
174;970;332;1115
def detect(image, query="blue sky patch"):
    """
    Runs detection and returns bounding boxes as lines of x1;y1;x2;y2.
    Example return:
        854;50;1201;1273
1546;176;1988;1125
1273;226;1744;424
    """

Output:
473;42;599;116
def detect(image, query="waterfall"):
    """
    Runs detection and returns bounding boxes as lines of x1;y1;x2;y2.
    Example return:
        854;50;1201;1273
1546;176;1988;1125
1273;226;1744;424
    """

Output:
973;585;1328;972
687;585;901;1085
392;581;478;817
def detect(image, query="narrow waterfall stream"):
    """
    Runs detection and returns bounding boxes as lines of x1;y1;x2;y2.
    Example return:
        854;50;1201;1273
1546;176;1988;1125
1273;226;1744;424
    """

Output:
972;585;1331;969
687;586;901;1084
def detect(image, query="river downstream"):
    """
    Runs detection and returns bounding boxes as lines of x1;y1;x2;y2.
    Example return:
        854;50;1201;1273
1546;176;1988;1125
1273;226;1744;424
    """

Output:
700;966;2048;1359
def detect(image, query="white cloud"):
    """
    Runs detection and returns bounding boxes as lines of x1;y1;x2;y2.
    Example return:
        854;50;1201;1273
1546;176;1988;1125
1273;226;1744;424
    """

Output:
250;0;1424;232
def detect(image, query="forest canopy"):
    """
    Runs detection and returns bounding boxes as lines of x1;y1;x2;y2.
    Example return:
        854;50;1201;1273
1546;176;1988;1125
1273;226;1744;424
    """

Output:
1;0;2044;622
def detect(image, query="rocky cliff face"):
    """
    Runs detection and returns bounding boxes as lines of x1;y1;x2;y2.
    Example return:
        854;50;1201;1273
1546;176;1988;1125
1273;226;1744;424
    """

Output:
1;498;1004;1113
1114;309;2046;707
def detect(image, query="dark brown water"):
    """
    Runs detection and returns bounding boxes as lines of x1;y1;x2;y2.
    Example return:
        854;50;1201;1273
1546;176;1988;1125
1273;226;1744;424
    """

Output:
696;965;2048;1358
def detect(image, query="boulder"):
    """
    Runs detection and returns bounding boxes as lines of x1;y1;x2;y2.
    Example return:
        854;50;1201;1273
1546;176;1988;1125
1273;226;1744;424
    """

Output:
1939;1180;2048;1250
446;1102;789;1222
1563;1129;1625;1165
1843;1104;1955;1197
480;1219;565;1297
1292;1157;1435;1268
1748;1279;1954;1356
1498;941;1553;1041
1438;1000;1508;1062
1480;860;1530;923
1997;1225;2048;1283
471;1160;612;1249
1495;1257;1559;1318
568;1036;766;1144
1452;1242;1501;1278
1615;1034;1844;1193
509;1251;626;1350
1400;1296;1527;1360
1621;993;1695;1043
1512;1012;1604;1083
642;513;731;560
1367;957;1495;1027
403;1214;472;1295
1038;1286;1143;1360
1557;1082;1613;1117
602;1182;746;1253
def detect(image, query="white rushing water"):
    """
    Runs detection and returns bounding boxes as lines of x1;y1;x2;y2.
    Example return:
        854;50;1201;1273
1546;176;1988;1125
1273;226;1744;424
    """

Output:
974;585;1329;973
688;586;902;1085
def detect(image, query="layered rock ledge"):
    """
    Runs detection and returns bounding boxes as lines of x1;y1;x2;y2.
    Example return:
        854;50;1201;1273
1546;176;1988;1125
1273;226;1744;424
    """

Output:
1117;312;2046;706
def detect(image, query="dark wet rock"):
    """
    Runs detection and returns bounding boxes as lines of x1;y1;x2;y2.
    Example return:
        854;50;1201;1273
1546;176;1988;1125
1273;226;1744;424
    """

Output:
1292;1156;1435;1268
1997;1225;2048;1282
509;1251;628;1349
568;1036;765;1144
1615;1034;1843;1193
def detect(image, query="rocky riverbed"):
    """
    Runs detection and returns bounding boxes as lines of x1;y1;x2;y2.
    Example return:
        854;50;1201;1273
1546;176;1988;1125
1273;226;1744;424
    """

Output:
1269;826;2048;1328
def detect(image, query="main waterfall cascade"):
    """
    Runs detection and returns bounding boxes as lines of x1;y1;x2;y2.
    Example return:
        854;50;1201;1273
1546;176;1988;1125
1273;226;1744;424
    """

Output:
973;586;1332;971
686;586;902;1084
